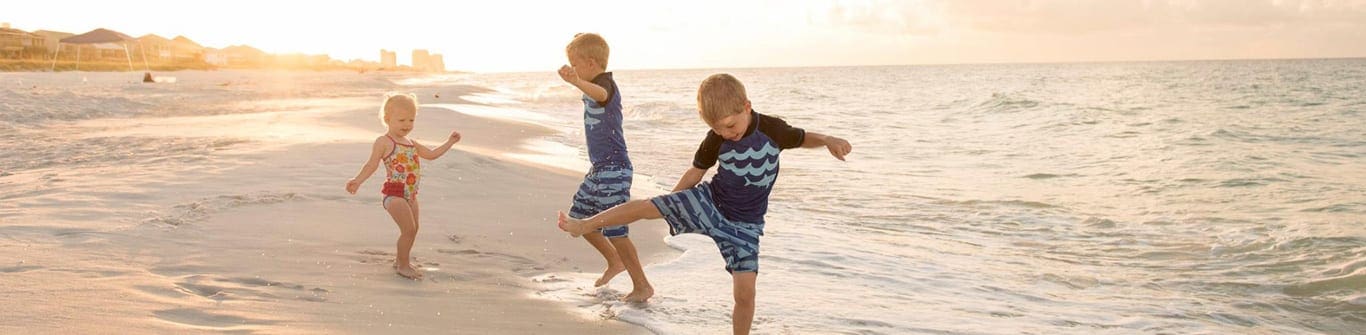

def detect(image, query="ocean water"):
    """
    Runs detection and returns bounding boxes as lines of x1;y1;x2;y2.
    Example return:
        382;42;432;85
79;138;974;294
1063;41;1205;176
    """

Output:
457;59;1366;334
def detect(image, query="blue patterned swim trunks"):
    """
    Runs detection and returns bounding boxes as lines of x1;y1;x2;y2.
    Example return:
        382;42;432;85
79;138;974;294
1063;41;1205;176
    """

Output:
569;164;633;238
651;182;763;273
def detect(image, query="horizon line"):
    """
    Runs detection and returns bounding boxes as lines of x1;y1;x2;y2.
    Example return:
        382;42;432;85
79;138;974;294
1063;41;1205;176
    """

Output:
467;55;1366;74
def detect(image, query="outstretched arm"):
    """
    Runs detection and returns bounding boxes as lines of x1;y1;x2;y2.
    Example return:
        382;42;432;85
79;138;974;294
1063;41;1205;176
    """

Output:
346;137;388;194
416;130;462;160
672;167;707;192
558;65;609;103
800;131;852;161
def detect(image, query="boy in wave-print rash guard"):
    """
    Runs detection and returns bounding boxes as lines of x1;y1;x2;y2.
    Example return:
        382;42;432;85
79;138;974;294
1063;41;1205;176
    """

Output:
557;73;852;335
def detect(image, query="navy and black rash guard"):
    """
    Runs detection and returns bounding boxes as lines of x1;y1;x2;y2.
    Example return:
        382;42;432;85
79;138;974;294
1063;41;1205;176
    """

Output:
582;72;630;167
691;110;806;225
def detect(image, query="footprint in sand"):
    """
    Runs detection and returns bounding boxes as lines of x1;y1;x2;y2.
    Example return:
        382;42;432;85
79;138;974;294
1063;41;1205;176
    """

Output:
435;248;548;274
436;248;538;264
174;281;231;301
436;248;480;255
47;268;127;278
531;275;571;283
153;308;275;329
226;277;305;290
358;249;392;256
356;249;395;264
173;275;329;303
0;265;43;273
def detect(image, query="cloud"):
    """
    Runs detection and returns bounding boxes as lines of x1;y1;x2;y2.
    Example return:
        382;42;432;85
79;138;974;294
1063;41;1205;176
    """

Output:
1167;0;1366;27
814;0;942;35
801;0;1366;66
817;0;1366;35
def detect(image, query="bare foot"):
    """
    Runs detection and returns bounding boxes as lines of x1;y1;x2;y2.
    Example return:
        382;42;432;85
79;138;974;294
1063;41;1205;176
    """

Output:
595;264;625;287
622;285;654;303
558;211;588;237
394;260;425;279
396;265;423;280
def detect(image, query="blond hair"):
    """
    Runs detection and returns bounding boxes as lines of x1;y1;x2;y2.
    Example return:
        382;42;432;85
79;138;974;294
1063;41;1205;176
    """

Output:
566;33;610;68
697;73;749;122
379;92;418;123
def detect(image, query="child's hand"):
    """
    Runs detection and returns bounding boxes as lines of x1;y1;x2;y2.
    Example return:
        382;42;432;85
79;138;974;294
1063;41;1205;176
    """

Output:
825;136;852;161
557;65;579;84
447;130;462;144
345;179;361;195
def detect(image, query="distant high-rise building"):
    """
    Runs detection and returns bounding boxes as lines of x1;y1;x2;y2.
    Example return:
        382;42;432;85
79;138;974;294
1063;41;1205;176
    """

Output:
430;54;444;72
412;49;430;71
380;49;396;68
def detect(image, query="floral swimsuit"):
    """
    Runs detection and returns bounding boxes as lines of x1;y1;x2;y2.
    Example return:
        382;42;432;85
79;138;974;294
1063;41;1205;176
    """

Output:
381;135;420;207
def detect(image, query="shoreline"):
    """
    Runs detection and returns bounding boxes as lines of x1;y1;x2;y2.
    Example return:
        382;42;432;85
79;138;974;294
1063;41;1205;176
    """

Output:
0;60;470;73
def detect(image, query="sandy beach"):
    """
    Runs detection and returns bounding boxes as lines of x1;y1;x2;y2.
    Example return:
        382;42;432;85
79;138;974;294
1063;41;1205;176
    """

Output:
6;60;1363;335
1;71;671;334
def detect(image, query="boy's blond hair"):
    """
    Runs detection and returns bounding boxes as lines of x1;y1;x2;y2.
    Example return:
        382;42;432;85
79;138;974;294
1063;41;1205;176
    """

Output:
566;33;610;68
380;93;418;123
697;73;749;122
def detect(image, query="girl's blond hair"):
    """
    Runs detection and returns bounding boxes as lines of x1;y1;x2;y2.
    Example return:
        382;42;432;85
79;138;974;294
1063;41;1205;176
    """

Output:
380;92;419;123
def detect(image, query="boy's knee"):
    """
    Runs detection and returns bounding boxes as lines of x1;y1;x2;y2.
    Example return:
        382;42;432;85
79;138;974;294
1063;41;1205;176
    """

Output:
732;272;757;305
629;199;663;218
733;286;756;305
734;291;755;307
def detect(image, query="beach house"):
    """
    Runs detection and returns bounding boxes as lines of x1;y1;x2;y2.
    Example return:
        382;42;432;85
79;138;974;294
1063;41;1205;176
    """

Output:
137;34;173;63
0;24;47;59
171;36;204;62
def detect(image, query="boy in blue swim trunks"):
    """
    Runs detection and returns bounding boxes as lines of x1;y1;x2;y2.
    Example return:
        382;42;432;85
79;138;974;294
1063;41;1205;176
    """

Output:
556;33;654;302
558;73;852;335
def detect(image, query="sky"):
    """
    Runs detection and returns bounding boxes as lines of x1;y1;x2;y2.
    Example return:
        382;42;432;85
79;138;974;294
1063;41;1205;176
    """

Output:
5;0;1366;72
